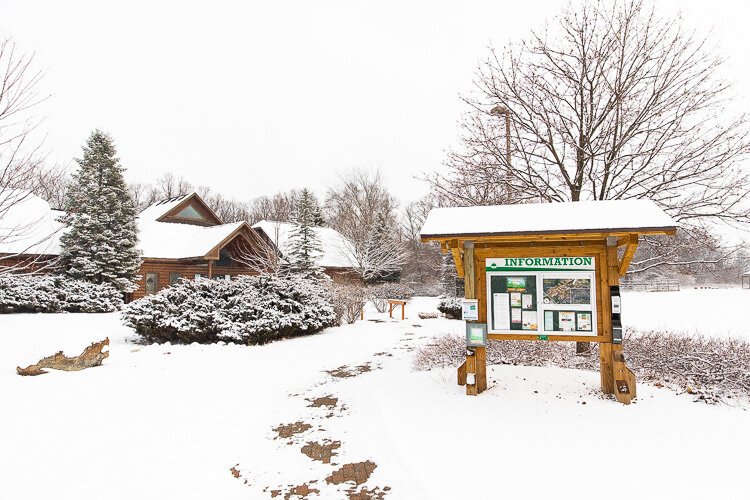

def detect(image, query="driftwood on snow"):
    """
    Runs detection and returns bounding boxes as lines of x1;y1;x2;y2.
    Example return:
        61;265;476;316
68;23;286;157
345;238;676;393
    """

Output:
17;338;110;376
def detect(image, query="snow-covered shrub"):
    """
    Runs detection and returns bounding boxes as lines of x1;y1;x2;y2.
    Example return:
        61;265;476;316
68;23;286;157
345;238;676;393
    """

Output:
330;282;368;325
0;274;123;313
437;296;462;319
122;275;336;345
413;330;750;404
368;282;414;313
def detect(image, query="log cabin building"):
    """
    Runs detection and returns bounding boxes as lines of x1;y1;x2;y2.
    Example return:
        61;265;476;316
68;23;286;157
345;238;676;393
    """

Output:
0;191;359;300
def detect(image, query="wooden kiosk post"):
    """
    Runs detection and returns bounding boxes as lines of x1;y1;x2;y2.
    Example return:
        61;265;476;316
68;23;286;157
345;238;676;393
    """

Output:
421;200;676;404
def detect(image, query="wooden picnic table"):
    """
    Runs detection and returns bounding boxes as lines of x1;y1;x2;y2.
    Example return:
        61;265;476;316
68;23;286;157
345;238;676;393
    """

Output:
388;299;407;320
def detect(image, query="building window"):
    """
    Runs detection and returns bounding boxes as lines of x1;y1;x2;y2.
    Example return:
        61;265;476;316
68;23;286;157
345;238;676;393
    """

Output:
175;204;204;221
169;273;181;286
215;248;232;267
145;273;159;295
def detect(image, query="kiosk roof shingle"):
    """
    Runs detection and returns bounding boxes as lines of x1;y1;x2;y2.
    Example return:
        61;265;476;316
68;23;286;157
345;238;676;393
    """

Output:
420;199;677;239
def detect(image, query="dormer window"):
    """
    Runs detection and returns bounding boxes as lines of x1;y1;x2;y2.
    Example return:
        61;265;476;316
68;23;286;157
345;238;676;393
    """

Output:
175;204;204;221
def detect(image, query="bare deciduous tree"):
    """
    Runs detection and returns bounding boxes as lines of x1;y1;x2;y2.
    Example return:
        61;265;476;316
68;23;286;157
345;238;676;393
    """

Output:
325;168;404;282
400;196;442;292
29;163;71;210
249;190;300;224
0;37;53;273
427;0;750;232
224;227;284;275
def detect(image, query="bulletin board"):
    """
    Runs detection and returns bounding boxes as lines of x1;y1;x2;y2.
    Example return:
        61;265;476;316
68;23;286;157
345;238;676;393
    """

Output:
486;257;598;337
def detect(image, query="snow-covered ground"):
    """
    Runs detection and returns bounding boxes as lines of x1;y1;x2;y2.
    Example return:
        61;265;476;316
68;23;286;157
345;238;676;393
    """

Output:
623;287;750;339
1;292;749;499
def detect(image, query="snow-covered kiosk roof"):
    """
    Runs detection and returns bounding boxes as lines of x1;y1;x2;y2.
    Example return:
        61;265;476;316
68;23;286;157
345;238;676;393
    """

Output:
420;198;677;404
252;220;356;269
420;199;677;241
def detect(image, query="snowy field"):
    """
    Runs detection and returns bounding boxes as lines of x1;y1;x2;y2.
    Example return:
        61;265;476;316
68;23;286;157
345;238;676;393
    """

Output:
623;287;750;339
2;291;749;499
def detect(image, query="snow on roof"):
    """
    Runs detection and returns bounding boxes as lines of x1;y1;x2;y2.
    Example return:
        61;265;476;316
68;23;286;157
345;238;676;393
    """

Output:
0;191;247;260
0;190;64;256
137;219;245;259
252;220;356;269
137;193;193;222
420;199;677;239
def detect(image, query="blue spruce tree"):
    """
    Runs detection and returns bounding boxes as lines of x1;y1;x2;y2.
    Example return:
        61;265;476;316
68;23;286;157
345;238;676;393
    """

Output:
59;130;141;292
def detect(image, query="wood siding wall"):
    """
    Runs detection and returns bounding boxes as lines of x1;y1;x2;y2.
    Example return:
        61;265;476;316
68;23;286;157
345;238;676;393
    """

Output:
132;259;259;300
0;254;58;273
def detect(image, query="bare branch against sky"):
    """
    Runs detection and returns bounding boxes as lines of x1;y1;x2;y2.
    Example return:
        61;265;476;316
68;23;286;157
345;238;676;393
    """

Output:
2;0;749;215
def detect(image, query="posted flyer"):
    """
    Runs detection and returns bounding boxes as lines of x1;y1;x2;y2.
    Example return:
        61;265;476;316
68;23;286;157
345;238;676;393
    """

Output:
576;312;592;331
522;310;538;330
492;293;510;330
559;311;575;331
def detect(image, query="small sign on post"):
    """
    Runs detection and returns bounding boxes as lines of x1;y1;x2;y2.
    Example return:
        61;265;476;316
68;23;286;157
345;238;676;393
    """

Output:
466;322;487;347
462;299;479;321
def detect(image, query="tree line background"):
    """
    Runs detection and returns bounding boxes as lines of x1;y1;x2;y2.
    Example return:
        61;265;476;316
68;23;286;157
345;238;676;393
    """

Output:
2;0;750;291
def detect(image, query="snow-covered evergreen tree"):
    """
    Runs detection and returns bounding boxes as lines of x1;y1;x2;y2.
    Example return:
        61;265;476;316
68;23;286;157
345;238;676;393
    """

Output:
59;130;141;292
310;194;325;227
288;188;324;277
441;252;464;297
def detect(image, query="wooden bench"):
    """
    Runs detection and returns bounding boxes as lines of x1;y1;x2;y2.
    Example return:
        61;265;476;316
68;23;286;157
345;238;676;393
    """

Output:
388;299;407;320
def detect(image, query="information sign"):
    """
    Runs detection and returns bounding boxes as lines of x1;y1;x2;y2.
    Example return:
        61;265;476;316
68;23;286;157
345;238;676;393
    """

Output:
461;299;479;321
466;322;487;347
486;257;597;336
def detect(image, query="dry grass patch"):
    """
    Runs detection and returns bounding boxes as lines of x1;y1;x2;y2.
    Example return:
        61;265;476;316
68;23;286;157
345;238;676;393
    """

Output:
414;330;750;403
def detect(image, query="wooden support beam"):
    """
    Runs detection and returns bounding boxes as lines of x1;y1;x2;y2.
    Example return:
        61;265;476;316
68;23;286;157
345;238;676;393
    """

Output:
461;241;486;395
612;345;636;404
618;234;639;277
465;350;478;396
475;346;487;393
450;246;464;278
457;360;467;386
599;342;614;395
463;241;475;299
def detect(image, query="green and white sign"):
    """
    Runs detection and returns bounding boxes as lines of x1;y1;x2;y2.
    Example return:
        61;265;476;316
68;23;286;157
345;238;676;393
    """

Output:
466;322;487;347
486;256;595;272
486;256;598;337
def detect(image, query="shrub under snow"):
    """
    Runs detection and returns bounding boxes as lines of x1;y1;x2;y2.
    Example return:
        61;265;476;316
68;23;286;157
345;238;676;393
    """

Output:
122;275;336;345
0;274;123;313
368;282;414;313
437;296;462;319
330;282;368;325
414;330;750;404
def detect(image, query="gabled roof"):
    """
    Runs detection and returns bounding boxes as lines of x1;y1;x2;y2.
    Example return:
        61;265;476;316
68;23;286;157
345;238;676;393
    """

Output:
138;192;223;226
135;192;251;259
252;220;356;269
0;190;64;256
0;191;258;261
137;219;251;259
421;199;677;241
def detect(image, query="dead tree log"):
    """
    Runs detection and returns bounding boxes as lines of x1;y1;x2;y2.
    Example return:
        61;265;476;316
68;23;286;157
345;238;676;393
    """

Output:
17;338;110;376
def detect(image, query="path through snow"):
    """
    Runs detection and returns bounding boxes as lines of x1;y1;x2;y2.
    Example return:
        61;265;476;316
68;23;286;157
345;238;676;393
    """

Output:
1;295;749;499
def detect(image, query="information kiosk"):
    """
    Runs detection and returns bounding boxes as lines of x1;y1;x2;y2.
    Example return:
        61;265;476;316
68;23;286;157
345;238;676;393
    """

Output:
420;199;677;404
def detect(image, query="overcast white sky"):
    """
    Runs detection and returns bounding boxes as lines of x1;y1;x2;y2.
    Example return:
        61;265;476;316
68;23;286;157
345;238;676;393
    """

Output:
3;0;750;207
